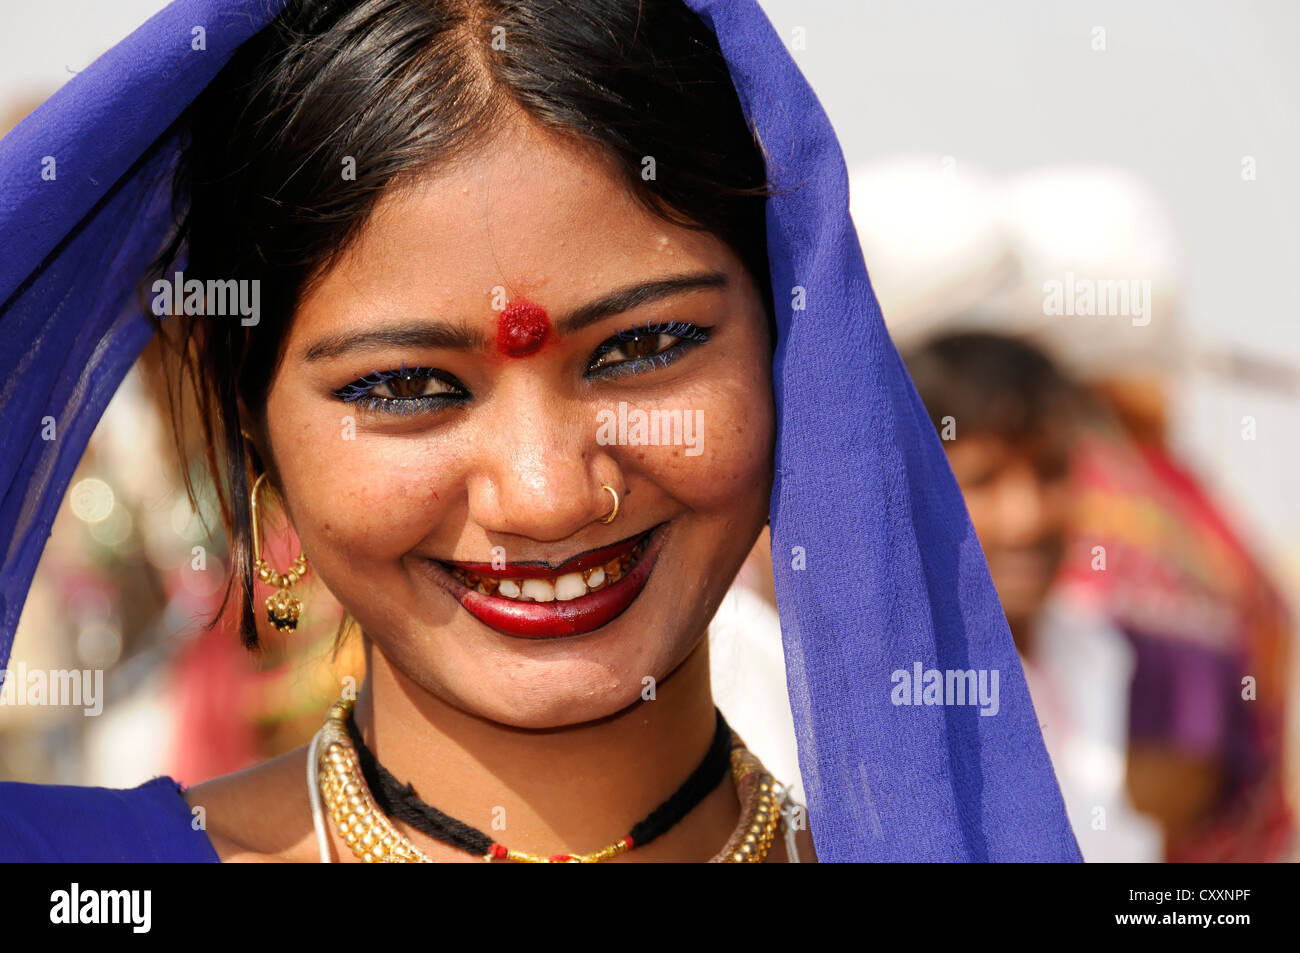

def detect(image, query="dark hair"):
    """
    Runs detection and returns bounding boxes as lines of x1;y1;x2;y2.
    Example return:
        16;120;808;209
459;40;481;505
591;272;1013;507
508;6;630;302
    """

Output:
902;331;1080;442
155;0;773;649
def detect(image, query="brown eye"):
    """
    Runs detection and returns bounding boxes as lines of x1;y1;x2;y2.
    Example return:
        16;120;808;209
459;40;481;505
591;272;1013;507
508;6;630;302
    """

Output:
374;373;451;399
591;332;673;370
622;332;666;360
585;321;713;377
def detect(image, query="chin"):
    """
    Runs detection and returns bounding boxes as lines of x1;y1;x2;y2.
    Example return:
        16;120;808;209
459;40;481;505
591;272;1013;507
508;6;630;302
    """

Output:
418;645;682;730
374;562;707;731
472;675;648;730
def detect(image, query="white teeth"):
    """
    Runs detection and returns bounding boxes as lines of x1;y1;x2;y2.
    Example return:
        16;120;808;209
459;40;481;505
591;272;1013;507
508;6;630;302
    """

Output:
450;538;648;604
521;578;556;602
554;572;587;601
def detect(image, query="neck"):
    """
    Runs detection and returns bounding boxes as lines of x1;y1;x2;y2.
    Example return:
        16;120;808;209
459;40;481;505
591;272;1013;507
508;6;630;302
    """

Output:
347;636;738;861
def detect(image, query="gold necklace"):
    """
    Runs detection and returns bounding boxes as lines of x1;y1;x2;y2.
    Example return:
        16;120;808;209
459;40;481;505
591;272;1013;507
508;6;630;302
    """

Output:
314;700;785;863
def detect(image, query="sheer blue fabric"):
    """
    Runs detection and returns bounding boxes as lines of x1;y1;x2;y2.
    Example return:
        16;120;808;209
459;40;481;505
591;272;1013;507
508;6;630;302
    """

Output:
0;778;218;862
0;0;1081;862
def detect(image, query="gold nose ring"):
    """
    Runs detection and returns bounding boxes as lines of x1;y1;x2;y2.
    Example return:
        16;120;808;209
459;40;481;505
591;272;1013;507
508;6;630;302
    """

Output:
598;484;620;524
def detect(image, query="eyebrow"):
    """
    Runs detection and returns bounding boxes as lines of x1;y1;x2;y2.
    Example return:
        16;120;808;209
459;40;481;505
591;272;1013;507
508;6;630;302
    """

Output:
557;270;728;334
301;270;729;362
303;321;481;361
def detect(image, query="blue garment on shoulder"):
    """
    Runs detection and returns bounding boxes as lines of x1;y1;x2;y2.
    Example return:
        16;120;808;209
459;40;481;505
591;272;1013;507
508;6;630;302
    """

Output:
0;777;218;862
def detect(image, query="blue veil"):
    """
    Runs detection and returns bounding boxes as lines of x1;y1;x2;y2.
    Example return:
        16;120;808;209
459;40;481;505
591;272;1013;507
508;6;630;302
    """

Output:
0;0;1081;861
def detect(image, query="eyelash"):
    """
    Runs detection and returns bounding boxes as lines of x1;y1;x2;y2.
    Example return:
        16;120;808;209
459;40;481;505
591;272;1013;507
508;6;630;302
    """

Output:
333;320;712;413
333;364;467;415
584;320;712;380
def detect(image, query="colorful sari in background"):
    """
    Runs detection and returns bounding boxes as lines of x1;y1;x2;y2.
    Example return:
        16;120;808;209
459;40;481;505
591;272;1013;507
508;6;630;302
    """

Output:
1057;416;1293;861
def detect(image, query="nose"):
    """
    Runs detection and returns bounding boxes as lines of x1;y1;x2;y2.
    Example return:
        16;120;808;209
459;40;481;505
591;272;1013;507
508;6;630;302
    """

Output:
465;386;623;544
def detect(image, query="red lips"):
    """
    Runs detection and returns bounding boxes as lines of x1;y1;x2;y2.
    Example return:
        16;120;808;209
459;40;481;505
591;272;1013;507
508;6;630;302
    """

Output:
430;526;665;639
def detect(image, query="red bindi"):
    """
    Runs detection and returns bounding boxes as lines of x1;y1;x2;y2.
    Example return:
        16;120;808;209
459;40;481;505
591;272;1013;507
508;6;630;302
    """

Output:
496;301;551;357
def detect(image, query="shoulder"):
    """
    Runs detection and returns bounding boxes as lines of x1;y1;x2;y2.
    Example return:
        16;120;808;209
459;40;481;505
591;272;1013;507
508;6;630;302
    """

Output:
0;775;218;862
182;745;320;862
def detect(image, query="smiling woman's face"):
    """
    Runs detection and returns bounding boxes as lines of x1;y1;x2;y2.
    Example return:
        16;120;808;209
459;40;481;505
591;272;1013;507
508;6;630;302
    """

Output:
259;117;775;729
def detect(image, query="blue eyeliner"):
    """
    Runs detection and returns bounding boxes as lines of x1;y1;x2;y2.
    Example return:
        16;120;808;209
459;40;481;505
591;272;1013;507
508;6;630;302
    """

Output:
332;362;468;411
585;320;712;378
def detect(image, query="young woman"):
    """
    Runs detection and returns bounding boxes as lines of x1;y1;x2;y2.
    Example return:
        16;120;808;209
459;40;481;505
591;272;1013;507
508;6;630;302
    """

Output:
0;0;1082;862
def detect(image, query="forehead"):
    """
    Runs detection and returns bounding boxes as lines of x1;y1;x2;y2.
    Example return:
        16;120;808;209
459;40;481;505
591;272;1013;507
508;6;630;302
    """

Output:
297;116;733;320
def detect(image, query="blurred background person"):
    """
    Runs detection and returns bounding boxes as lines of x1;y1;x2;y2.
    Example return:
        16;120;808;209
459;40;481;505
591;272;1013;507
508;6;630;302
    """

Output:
999;167;1294;861
854;156;1295;861
905;331;1162;862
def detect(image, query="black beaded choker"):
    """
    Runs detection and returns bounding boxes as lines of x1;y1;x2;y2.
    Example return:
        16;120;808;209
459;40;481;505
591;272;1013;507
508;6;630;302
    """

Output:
343;707;734;862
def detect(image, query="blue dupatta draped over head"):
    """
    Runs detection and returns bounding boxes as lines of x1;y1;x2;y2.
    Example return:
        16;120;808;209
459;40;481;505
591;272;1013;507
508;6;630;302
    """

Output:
0;0;1081;862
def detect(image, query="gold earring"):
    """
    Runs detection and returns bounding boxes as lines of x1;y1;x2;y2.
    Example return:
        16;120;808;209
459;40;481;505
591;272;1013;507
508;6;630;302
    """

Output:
250;472;309;632
598;484;620;524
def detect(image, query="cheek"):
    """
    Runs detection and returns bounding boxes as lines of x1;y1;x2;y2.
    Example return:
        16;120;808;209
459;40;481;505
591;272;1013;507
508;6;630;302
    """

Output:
264;402;463;571
619;369;774;515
